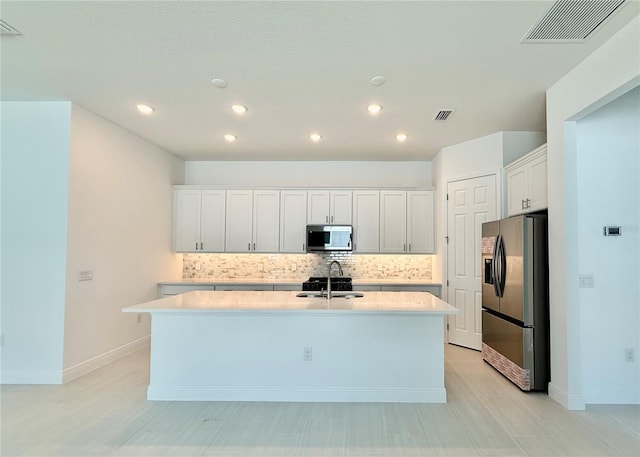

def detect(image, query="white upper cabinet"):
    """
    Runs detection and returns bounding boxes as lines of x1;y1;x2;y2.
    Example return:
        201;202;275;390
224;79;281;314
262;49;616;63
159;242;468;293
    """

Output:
505;144;547;216
174;189;225;252
280;190;307;253
174;186;435;254
307;190;352;224
225;190;280;252
380;191;407;253
352;190;380;253
407;190;435;254
380;190;435;254
252;190;280;253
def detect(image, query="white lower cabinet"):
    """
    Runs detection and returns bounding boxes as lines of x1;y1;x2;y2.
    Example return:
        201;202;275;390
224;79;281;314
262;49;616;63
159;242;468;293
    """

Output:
225;190;280;252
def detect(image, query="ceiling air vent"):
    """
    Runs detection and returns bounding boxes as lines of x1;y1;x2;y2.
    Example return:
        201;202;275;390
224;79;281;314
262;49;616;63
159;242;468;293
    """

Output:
522;0;627;42
0;19;22;36
433;109;455;122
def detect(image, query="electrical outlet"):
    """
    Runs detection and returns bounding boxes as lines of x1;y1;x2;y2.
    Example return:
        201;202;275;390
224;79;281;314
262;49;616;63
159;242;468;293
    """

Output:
136;314;142;324
79;270;94;281
303;346;313;361
257;263;264;272
291;263;297;272
625;348;634;362
578;274;594;288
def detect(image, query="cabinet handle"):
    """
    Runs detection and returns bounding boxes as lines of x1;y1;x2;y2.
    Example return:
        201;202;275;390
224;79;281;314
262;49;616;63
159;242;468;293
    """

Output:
521;199;526;210
248;242;251;251
331;215;334;223
253;242;256;251
195;242;198;250
404;243;406;252
302;243;305;251
200;242;203;250
326;216;329;223
526;198;531;208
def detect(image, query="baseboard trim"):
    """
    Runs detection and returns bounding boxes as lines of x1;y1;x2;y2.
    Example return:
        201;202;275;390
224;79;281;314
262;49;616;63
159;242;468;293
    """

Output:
62;335;150;383
147;385;447;403
549;382;585;410
584;390;640;405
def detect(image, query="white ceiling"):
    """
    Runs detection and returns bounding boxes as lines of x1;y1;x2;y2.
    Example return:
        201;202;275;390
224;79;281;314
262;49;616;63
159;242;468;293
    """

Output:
1;1;638;161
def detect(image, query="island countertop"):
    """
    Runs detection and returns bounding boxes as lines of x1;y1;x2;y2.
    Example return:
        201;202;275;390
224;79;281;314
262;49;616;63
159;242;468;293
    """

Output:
123;290;457;315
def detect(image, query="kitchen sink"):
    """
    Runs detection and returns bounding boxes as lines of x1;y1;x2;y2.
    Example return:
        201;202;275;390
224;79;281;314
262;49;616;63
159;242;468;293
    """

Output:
296;292;364;299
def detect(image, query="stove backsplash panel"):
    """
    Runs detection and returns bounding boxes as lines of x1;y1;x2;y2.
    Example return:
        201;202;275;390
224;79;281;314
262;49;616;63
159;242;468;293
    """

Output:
182;253;433;280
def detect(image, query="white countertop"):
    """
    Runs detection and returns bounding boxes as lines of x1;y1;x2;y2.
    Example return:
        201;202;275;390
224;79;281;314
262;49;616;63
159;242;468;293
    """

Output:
159;278;442;286
123;290;457;315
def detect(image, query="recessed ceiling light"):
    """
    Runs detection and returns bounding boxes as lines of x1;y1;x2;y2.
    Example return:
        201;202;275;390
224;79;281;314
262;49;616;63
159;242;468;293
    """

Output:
224;134;237;142
396;133;408;142
136;104;155;115
371;75;386;86
211;78;228;88
309;133;322;142
367;104;382;115
231;104;247;114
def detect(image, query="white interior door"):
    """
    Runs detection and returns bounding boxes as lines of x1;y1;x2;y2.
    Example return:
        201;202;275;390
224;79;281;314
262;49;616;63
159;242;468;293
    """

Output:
447;175;497;350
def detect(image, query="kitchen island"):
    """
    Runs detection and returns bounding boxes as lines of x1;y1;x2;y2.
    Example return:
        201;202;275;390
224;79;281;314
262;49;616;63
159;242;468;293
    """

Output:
123;290;457;403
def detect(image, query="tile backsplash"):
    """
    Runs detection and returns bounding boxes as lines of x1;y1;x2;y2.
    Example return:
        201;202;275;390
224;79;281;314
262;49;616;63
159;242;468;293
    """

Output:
183;253;433;280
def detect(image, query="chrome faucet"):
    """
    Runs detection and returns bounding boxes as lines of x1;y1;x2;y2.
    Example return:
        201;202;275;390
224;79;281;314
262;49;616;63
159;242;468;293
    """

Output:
327;260;344;299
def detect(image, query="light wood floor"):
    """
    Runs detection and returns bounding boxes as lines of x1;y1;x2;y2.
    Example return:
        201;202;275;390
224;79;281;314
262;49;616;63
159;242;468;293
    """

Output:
2;344;638;457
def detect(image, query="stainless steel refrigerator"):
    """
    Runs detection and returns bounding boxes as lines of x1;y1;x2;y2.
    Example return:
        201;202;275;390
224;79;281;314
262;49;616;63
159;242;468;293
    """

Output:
481;214;549;391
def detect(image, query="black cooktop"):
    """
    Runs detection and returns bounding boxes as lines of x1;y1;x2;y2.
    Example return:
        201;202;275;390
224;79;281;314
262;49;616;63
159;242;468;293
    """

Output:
302;276;353;292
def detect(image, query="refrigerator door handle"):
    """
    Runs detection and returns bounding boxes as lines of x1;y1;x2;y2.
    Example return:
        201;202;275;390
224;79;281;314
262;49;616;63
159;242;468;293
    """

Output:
491;235;500;298
497;234;507;297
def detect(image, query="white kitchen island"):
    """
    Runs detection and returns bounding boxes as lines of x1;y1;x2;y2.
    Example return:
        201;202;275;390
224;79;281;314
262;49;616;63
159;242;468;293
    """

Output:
122;290;458;403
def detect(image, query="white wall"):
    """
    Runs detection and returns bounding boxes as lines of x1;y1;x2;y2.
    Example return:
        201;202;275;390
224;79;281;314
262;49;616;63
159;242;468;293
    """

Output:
185;161;431;187
576;87;639;404
431;131;543;284
1;102;71;383
546;15;640;409
62;105;184;380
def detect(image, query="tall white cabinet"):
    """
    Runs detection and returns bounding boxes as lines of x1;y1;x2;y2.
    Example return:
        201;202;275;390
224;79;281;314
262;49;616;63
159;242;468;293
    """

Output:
505;144;547;216
174;189;225;252
225;190;280;252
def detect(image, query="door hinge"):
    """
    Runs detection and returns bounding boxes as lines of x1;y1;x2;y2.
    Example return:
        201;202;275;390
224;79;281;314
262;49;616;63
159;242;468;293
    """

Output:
446;193;449;201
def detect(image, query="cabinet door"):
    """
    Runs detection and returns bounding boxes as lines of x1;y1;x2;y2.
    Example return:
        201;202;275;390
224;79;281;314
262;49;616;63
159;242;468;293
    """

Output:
407;191;435;254
380;191;407;253
280;190;307;253
174;189;202;252
253;190;280;252
330;190;352;224
307;190;330;224
352;191;379;253
200;190;226;252
225;190;253;252
527;152;547;212
506;166;528;216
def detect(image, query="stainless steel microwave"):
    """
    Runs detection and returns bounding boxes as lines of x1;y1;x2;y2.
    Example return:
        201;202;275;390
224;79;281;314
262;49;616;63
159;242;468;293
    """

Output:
306;225;353;252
